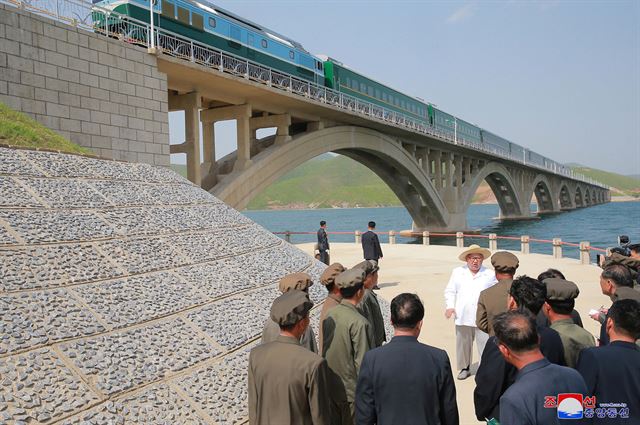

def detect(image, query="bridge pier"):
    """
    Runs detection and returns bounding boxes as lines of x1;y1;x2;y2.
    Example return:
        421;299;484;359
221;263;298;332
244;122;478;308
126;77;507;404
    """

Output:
169;92;202;186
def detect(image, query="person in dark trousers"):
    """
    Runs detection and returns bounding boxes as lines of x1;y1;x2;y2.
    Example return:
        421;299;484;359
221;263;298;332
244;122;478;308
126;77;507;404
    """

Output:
356;293;459;425
576;299;640;424
317;220;330;265
495;310;587;425
535;268;583;328
361;221;383;290
474;275;566;423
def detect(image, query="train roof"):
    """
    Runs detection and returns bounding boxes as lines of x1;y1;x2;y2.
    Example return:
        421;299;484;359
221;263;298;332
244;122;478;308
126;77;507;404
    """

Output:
184;0;310;53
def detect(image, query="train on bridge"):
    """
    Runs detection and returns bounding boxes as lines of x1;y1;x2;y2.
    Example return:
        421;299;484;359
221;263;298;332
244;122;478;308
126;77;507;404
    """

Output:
95;0;569;172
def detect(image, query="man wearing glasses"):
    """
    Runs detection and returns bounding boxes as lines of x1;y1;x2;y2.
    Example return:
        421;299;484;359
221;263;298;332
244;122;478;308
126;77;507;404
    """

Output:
444;245;497;380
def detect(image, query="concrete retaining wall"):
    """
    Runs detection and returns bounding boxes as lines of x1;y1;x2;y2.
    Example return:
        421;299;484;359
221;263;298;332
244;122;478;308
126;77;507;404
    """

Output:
0;3;170;165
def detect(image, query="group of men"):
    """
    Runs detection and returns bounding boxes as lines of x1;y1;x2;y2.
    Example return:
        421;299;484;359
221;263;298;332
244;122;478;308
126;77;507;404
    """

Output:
248;241;640;425
445;244;640;424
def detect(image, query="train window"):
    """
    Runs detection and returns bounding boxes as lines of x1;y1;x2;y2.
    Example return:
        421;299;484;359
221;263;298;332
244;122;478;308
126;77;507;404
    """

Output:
360;82;365;92
208;17;216;28
162;0;174;18
375;88;380;99
368;86;374;96
382;92;387;101
289;50;295;59
192;12;203;29
261;39;268;48
345;77;350;86
177;6;189;24
316;62;323;71
351;80;357;90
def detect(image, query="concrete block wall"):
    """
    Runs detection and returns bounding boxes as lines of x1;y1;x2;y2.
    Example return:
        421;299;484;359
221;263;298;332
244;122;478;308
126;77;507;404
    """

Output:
0;3;170;166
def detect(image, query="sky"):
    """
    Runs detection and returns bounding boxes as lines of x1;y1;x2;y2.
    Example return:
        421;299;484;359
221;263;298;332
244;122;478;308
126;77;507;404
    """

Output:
169;0;640;176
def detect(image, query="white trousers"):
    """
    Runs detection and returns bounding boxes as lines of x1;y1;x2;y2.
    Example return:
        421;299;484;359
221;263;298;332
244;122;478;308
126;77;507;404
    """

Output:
455;325;489;371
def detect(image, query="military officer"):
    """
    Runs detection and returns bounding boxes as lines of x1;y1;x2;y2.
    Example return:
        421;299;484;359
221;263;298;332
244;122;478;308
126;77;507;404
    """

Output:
261;272;318;353
542;278;596;368
476;251;519;336
318;263;346;354
355;260;387;347
248;290;332;425
322;268;374;421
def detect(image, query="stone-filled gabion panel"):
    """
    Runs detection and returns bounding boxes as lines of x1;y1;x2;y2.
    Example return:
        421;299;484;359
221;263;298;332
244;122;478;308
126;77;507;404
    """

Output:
0;289;105;355
22;151;132;180
91;181;170;207
98;236;189;274
61;384;208;425
0;149;44;176
61;319;220;396
177;345;255;424
0;348;99;423
0;244;124;292
187;297;264;350
0;177;41;208
0;223;17;245
22;178;112;209
74;272;206;328
175;261;258;301
0;210;115;244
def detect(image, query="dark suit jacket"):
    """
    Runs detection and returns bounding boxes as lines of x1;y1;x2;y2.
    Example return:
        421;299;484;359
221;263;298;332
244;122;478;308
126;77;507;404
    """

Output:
355;336;458;425
361;230;383;261
599;287;640;346
317;227;329;251
576;341;640;424
474;326;565;422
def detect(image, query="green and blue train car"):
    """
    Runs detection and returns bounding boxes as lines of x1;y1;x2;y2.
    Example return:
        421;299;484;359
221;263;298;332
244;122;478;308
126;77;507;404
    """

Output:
94;0;554;170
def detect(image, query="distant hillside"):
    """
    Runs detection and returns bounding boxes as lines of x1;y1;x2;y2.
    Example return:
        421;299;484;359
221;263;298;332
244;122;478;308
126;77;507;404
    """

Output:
570;165;640;197
168;158;638;210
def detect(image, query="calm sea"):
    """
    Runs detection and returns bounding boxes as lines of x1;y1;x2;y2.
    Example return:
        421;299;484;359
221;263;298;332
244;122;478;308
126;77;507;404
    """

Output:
244;202;640;259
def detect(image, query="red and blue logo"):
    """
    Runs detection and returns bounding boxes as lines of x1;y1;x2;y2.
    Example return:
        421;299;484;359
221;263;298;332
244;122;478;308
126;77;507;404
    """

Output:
557;394;584;419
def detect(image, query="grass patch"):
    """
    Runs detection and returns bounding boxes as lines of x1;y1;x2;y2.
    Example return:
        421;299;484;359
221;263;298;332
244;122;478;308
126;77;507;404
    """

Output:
0;102;93;155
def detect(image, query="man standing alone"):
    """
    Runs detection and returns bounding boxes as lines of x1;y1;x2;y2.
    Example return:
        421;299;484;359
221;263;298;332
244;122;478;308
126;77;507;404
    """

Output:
361;221;383;264
356;293;459;425
444;245;496;380
317;220;330;265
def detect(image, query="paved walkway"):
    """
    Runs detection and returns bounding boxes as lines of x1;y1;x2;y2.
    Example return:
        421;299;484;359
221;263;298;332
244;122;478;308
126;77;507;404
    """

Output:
297;242;605;425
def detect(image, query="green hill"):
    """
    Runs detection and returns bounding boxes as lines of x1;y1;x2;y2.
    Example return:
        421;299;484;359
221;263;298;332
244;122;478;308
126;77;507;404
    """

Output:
570;165;640;197
0;102;92;155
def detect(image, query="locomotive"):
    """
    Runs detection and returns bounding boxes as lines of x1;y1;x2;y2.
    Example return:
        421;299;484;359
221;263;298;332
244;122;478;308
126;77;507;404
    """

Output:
94;0;564;171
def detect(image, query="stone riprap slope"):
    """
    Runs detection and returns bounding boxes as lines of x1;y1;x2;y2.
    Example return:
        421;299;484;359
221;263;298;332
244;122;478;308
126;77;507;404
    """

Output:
0;147;395;424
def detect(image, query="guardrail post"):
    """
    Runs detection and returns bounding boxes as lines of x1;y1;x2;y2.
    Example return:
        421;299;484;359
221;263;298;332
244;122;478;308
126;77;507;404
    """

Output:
456;232;464;248
553;238;563;259
521;235;530;254
489;233;497;251
284;231;291;243
422;231;430;246
355;230;361;244
580;241;591;265
389;231;396;245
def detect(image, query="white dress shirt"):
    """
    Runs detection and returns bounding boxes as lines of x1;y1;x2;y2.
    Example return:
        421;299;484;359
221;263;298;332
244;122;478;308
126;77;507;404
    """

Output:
444;265;497;327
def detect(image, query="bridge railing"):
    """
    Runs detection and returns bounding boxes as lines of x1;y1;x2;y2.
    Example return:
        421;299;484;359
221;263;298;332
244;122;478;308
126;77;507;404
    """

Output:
2;0;609;190
274;230;607;264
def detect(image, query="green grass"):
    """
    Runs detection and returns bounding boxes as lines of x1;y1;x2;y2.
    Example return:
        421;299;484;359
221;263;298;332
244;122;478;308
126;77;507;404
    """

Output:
570;166;640;196
0;102;93;155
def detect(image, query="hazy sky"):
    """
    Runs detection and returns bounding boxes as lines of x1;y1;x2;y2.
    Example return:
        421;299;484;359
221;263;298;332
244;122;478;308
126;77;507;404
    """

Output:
169;0;640;175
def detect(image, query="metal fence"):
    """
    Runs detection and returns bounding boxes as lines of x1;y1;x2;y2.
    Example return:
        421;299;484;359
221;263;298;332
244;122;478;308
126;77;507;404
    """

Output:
1;0;607;189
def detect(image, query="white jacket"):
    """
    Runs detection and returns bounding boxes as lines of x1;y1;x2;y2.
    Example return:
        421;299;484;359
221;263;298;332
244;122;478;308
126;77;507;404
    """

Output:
444;265;497;327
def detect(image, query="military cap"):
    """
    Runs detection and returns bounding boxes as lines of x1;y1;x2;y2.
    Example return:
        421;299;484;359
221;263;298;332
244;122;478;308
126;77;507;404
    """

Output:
278;272;313;293
545;278;580;301
491;251;520;273
270;290;314;327
354;260;379;275
320;263;346;286
335;268;365;289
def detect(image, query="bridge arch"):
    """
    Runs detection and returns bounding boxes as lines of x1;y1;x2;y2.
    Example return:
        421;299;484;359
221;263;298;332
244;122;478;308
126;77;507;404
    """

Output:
212;126;450;229
461;162;526;219
528;174;559;213
575;186;585;207
558;183;575;210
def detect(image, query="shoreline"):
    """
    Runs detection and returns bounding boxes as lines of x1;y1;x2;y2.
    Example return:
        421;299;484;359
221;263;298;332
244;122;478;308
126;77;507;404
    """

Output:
245;198;638;212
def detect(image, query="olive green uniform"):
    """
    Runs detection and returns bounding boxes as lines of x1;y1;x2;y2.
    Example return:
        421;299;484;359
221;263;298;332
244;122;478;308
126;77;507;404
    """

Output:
322;299;374;418
550;318;596;368
248;335;332;425
261;319;318;353
476;278;513;336
318;293;342;354
358;289;386;347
